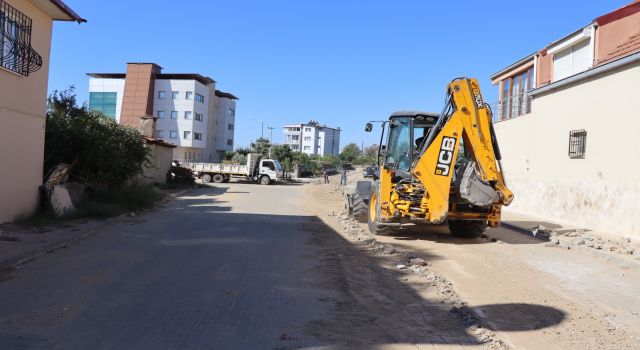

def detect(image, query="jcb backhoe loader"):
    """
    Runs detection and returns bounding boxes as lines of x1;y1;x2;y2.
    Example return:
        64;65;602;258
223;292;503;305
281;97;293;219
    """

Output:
347;77;513;238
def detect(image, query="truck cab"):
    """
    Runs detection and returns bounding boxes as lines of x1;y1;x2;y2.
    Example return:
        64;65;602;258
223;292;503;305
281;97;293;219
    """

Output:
255;159;284;184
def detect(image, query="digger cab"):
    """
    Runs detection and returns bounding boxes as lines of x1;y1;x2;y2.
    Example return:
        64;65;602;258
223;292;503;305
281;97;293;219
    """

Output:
378;111;439;178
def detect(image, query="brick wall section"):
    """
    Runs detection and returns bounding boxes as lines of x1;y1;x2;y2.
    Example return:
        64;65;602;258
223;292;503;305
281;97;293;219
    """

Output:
120;63;161;128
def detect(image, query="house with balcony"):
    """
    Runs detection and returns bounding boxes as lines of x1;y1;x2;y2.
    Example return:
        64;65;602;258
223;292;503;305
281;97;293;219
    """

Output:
490;1;640;240
283;121;340;156
0;0;84;224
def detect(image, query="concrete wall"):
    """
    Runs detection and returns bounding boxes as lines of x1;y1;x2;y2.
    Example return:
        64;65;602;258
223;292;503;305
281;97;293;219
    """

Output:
142;144;173;183
0;0;53;223
494;59;640;239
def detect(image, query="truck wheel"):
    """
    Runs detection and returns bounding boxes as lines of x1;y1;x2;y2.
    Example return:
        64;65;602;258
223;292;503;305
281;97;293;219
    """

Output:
448;220;486;238
213;174;225;183
351;192;368;223
367;181;392;235
201;174;212;184
260;176;271;185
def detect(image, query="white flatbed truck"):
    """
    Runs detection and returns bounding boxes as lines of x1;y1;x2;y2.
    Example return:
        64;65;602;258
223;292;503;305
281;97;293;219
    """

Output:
181;153;284;185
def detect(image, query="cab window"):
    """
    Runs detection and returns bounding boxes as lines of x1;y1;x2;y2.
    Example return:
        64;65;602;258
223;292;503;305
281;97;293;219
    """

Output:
386;117;412;171
262;161;275;171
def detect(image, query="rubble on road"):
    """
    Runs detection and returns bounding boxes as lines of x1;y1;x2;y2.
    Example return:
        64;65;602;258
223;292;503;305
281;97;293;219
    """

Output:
332;185;509;350
539;226;640;261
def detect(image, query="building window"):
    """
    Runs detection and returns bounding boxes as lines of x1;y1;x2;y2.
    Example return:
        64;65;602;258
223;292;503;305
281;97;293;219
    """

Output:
0;1;42;76
171;111;178;119
194;132;202;140
157;110;165;119
568;130;587;159
292;135;299;141
157;130;164;139
305;127;311;132
554;39;591;82
184;131;191;139
228;124;234;131
304;136;311;141
227;139;233;146
88;92;117;119
228;108;235;117
170;131;178;139
184;111;192;120
186;91;193;100
172;91;179;99
498;67;533;120
195;112;203;121
195;93;204;103
158;91;166;99
304;146;311;150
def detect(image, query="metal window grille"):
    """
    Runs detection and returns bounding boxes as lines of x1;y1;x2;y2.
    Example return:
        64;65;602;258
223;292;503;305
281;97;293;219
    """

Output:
0;0;42;76
568;129;587;159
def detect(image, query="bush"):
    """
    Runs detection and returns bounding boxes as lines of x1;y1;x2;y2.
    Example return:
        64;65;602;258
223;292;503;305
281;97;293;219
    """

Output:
74;183;165;218
44;87;149;189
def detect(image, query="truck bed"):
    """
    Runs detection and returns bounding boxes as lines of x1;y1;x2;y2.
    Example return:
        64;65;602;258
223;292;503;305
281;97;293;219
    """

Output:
182;162;250;176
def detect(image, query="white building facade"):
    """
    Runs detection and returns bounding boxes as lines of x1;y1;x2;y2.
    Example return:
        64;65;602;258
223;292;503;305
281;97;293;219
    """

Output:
213;90;238;161
88;63;238;162
283;123;340;156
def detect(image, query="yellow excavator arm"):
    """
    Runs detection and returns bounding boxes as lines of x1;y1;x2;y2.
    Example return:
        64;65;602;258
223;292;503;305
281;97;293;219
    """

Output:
412;78;513;225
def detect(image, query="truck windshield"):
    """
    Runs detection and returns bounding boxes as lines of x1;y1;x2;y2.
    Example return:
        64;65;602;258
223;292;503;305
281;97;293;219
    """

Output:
386;117;412;171
274;161;283;171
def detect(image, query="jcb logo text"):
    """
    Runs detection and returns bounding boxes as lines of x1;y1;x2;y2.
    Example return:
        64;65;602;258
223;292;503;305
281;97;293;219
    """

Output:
435;137;456;176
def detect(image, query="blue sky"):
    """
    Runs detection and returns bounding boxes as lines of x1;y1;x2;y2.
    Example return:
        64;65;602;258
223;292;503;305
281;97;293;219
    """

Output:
49;0;629;149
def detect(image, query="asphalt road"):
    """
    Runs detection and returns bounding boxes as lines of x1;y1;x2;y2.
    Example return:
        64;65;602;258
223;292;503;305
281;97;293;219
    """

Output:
0;183;332;350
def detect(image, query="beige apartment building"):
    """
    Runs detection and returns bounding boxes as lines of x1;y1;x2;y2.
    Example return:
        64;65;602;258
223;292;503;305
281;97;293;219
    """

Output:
0;0;84;224
490;1;640;239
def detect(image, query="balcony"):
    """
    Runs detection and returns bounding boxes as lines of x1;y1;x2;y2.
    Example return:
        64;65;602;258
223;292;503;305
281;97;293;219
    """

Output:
489;93;532;122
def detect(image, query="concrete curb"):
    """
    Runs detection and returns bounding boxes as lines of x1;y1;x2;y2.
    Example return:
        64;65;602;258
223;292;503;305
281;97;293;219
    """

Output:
500;222;550;241
0;186;194;272
0;220;114;272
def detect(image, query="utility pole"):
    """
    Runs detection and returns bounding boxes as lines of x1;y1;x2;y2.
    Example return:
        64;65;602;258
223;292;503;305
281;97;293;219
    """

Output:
267;126;274;158
261;122;264;138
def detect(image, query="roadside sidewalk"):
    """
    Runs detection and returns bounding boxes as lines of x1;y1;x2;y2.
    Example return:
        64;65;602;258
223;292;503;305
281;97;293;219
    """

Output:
501;210;640;267
0;186;193;271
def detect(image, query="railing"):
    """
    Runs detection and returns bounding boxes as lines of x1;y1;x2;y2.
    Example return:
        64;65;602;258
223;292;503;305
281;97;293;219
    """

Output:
487;93;532;122
0;0;42;76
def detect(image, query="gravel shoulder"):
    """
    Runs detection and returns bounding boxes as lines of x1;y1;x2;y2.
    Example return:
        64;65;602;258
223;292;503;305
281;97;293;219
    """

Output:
305;175;640;350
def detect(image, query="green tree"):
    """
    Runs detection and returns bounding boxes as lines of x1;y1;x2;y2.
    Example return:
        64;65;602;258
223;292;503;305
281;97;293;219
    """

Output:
270;144;292;163
231;153;246;165
234;147;251;156
339;143;360;163
223;151;235;161
45;87;149;189
250;137;271;157
363;144;379;158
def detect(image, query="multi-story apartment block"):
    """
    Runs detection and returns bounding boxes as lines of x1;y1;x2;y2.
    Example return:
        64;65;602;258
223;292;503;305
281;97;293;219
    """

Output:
0;0;84;224
489;1;640;240
88;63;238;162
283;122;340;156
213;90;238;160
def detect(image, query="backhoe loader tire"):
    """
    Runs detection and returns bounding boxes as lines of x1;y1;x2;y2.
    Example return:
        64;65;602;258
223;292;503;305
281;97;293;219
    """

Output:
448;220;486;239
351;193;368;223
213;174;225;183
367;181;392;236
